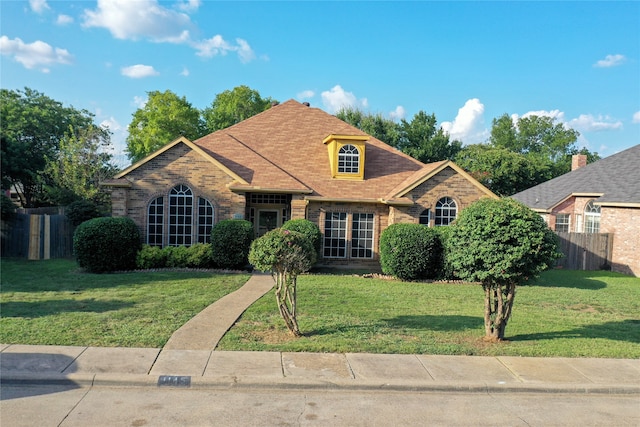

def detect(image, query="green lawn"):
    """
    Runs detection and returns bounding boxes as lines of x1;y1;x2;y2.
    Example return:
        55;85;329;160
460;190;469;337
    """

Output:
0;259;250;347
217;269;640;358
2;259;638;358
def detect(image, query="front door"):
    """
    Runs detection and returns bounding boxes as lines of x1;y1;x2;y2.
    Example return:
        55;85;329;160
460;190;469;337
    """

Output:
257;210;279;237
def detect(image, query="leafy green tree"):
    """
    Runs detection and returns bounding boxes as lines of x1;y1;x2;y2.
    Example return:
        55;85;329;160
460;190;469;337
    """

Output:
446;198;561;341
337;107;460;163
45;125;118;207
336;107;402;148
203;85;274;132
248;228;316;336
399;111;462;163
126;90;206;162
455;144;543;196
1;87;106;207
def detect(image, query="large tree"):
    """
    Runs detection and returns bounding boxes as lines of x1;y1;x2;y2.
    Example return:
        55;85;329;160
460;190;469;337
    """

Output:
446;198;561;341
203;85;275;132
126;90;206;162
45;125;118;207
1;87;109;208
336;107;460;163
399;111;462;163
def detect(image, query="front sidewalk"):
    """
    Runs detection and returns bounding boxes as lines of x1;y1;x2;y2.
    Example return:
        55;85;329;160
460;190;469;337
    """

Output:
2;344;639;394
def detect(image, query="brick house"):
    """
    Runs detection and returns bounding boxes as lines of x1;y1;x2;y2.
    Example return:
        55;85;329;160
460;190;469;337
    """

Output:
103;100;496;267
512;144;640;276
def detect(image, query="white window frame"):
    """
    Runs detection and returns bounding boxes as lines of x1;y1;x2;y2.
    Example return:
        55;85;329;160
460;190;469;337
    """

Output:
584;200;601;233
351;213;375;259
338;144;360;174
435;197;457;226
323;212;348;258
555;213;570;233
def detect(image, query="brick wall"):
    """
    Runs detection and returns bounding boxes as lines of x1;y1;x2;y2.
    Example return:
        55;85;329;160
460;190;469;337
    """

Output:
113;143;245;243
392;166;492;225
600;206;640;276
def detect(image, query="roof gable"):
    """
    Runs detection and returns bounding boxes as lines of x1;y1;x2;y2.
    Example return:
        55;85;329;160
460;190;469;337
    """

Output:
111;136;248;185
512;144;640;210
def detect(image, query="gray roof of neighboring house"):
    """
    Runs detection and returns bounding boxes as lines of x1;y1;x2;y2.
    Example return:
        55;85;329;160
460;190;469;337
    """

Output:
511;144;640;211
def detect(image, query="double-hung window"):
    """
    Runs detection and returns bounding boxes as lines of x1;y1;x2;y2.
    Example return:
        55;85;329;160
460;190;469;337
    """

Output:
323;212;347;258
555;214;570;232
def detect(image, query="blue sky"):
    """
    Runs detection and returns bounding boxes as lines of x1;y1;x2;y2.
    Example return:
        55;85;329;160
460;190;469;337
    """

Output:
2;0;638;168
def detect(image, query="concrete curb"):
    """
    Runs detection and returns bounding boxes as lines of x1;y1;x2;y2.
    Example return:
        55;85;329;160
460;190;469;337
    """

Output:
3;373;639;395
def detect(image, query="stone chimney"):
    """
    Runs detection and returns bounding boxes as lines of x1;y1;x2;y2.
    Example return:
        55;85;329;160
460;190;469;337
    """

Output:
571;154;587;171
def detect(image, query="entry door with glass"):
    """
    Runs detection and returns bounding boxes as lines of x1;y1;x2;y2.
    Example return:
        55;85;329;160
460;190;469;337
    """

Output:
257;210;279;236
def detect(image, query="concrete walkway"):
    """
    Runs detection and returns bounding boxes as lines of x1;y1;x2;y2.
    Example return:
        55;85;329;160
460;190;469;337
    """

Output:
1;273;639;394
163;272;274;350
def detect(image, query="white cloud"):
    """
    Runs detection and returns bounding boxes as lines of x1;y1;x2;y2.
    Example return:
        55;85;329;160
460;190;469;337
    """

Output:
180;67;189;77
516;109;566;122
389;106;406;121
82;0;193;43
594;54;626;68
133;95;147;108
633;111;640;124
121;64;159;78
29;0;50;14
441;98;486;144
177;0;201;12
569;114;623;132
321;85;368;114
56;14;74;25
193;35;255;63
297;90;315;100
0;36;73;72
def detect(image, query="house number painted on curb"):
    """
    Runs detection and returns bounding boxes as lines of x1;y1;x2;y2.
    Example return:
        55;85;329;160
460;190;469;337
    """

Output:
158;375;191;388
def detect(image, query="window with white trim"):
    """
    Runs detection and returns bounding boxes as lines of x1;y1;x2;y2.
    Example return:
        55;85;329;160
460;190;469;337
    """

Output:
147;196;164;247
197;197;214;243
338;144;360;174
147;185;215;247
435;197;457;226
419;209;431;226
351;213;374;258
323;212;347;258
555;213;570;232
584;200;600;233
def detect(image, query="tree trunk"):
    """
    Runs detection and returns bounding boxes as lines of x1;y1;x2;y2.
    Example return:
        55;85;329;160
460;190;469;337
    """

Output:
483;281;517;341
274;270;300;336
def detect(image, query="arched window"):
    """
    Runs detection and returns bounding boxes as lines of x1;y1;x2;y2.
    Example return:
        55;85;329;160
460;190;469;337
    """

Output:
147;196;164;247
584;200;600;233
147;185;215;247
419;209;431;226
435;197;457;226
169;185;193;246
338;144;360;174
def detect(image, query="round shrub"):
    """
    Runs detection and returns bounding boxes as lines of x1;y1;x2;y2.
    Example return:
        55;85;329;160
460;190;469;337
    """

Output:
281;219;322;258
210;219;254;269
66;200;102;226
73;217;141;273
379;223;443;281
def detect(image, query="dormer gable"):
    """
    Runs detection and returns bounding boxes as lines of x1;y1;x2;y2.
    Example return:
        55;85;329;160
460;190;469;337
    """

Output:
323;134;369;180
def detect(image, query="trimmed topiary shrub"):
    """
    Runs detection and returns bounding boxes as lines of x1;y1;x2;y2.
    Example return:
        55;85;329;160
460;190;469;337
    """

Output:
136;245;168;269
379;223;443;281
73;217;141;273
210;219;254;269
249;228;316;336
281;219;322;258
66;200;102;227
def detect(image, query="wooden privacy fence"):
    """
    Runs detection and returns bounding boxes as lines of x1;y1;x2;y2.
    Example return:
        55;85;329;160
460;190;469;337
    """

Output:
555;232;613;271
1;213;75;259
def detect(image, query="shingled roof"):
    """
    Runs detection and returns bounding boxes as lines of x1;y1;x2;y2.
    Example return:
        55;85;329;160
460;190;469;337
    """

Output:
511;144;640;210
194;99;457;202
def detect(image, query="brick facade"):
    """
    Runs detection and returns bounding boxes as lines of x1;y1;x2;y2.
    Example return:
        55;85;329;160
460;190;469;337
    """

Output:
600;206;640;276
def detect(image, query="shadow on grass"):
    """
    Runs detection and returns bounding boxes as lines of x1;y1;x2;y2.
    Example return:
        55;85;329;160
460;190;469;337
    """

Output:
0;299;133;318
509;319;640;344
304;315;482;337
525;271;607;290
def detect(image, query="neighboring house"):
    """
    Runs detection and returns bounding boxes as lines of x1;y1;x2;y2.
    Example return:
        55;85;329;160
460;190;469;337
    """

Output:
512;144;640;277
103;100;496;267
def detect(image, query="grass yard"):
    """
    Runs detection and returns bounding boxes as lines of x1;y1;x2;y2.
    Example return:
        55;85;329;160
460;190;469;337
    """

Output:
217;269;640;358
0;259;250;347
